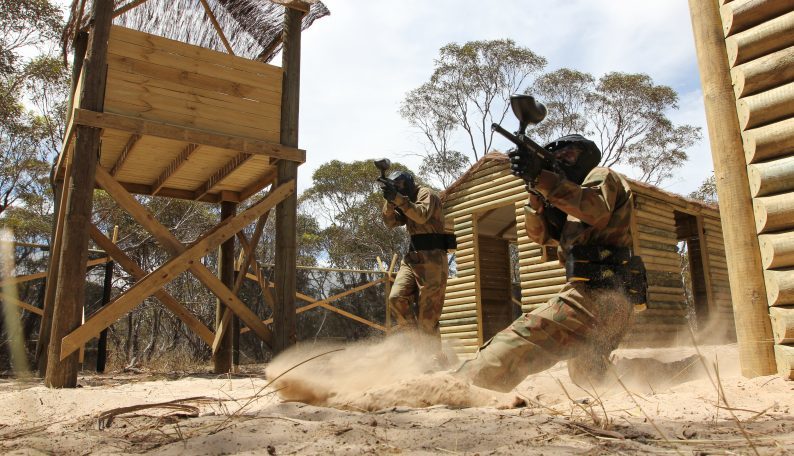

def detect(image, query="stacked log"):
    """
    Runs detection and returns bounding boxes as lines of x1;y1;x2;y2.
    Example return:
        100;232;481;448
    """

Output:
721;0;794;378
441;156;734;353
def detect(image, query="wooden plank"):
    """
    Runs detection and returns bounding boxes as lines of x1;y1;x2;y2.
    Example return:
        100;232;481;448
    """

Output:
110;133;140;176
106;69;280;118
109;25;283;78
59;180;295;359
103;90;280;143
106;51;280;106
152;143;199;194
107;34;281;91
87;224;214;346
194;153;253;200
72;109;305;162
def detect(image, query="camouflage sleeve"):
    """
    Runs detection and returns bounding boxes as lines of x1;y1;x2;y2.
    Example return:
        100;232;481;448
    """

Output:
394;187;437;224
534;167;622;230
523;204;559;246
383;201;406;227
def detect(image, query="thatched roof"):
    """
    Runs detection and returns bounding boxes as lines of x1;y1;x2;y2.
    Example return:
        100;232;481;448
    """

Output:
63;0;329;63
442;152;719;212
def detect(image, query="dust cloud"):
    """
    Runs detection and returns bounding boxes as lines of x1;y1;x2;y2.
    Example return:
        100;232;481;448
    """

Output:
265;332;523;411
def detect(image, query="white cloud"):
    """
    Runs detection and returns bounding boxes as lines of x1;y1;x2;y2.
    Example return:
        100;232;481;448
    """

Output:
298;0;713;194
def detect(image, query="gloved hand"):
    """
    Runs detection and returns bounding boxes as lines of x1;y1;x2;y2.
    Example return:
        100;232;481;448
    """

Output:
382;182;397;202
508;147;543;186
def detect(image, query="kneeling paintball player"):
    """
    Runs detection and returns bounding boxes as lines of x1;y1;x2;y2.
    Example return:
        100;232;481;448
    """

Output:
456;96;647;392
377;161;455;356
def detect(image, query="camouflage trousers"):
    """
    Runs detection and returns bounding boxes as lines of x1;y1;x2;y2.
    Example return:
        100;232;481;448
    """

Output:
389;249;448;339
457;282;632;392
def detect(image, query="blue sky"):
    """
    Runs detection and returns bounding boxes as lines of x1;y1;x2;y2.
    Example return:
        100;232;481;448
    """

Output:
48;0;713;196
297;0;713;195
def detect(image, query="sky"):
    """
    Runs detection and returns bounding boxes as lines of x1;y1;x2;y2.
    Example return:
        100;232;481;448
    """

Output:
49;0;714;197
295;0;713;196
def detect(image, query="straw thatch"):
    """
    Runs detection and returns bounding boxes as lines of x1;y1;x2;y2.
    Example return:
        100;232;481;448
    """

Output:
63;0;329;63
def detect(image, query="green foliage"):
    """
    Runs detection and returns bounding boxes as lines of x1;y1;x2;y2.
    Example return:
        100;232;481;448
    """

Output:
301;160;419;269
400;39;546;186
529;69;701;185
689;173;717;204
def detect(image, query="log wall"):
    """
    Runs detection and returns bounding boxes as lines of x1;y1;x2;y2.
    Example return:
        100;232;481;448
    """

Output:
720;0;794;379
441;156;734;356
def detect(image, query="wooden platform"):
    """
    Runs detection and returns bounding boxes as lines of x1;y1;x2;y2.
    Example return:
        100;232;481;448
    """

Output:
57;25;305;203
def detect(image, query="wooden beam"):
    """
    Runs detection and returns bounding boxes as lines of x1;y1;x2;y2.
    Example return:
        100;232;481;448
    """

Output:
88;224;215;346
213;202;236;373
46;0;113;389
59;180;294;359
194;152;253;200
110;133;140;176
238;166;278;201
1;295;44;316
242;278;387;333
152;143;199;195
116;181;235;203
688;0;776;377
270;0;311;13
213;211;271;353
0;257;109;287
273;5;303;354
94;166;285;346
72;109;306;162
198;0;235;55
112;0;153;19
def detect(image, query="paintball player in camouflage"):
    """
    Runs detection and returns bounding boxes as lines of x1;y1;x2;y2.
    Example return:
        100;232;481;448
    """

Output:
382;170;451;344
456;134;646;392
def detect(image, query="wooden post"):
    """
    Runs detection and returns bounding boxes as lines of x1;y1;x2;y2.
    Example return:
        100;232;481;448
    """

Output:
214;202;236;373
273;6;303;353
688;0;776;377
45;0;114;388
96;227;117;373
36;31;89;377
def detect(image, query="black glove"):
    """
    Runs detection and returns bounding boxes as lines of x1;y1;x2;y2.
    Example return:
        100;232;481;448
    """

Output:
382;182;397;202
508;147;543;186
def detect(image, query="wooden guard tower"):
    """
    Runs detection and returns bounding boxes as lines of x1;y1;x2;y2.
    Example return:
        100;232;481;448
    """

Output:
36;0;328;388
689;0;794;379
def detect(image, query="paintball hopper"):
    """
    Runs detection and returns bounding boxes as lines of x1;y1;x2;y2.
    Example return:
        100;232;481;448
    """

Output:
510;94;547;134
374;158;391;178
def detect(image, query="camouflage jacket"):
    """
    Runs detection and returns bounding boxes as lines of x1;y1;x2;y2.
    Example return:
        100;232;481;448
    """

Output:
524;167;634;263
382;186;445;235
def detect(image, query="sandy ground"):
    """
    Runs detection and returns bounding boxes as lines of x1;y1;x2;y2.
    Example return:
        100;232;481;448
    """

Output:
1;340;793;455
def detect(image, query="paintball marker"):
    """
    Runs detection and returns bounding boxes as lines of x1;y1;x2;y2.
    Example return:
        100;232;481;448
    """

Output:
374;158;394;188
491;95;560;184
493;95;567;235
374;158;403;209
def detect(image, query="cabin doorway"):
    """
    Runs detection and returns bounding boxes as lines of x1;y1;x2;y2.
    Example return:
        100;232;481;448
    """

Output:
674;211;710;330
476;205;520;341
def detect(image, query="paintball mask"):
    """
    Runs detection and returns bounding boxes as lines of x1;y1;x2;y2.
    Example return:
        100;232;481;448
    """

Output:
543;134;601;184
388;170;417;199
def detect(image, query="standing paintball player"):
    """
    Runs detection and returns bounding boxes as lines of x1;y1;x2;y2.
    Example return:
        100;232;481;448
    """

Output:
380;166;453;351
455;96;646;392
